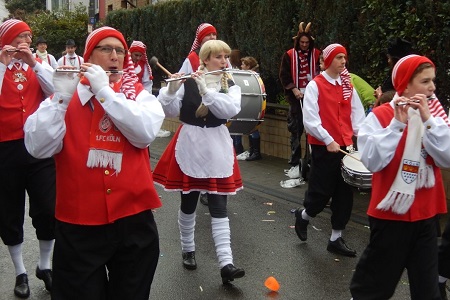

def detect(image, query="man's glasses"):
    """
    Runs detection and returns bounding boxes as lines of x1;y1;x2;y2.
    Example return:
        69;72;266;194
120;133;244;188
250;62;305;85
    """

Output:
17;33;32;39
94;46;127;57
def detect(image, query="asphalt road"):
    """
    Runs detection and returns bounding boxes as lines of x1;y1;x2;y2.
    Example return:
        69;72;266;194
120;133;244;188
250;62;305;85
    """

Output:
0;185;412;300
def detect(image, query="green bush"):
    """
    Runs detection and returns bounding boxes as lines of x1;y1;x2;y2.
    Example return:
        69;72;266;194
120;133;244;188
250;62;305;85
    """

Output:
101;0;448;109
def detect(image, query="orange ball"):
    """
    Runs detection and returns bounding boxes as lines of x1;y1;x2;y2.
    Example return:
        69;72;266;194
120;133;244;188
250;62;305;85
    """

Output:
264;276;280;292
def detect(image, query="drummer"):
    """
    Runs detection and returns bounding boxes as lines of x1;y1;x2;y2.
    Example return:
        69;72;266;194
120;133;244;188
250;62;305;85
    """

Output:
153;40;245;284
293;43;365;257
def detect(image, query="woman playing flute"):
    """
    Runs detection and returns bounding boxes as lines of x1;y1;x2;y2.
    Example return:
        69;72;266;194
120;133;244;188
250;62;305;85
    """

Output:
154;39;245;284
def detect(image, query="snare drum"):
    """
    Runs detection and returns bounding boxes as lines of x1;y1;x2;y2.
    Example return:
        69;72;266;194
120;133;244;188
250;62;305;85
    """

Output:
226;70;266;134
341;151;372;189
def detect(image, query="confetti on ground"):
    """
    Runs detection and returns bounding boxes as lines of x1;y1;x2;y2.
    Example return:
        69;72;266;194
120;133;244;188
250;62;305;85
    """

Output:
267;211;276;215
289;225;295;228
312;225;322;231
199;286;203;292
262;219;275;222
334;258;340;262
264;202;273;206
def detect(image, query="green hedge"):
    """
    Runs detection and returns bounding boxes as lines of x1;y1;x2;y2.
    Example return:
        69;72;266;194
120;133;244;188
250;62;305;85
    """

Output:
105;0;450;108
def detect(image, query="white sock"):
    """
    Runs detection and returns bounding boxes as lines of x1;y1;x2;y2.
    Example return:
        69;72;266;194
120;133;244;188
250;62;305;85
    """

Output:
211;217;233;268
301;209;311;221
178;210;196;252
439;276;448;284
330;229;342;241
8;244;26;276
38;239;54;270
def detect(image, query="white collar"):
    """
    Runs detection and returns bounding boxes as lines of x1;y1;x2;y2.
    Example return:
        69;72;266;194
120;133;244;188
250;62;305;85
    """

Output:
322;71;341;85
7;59;29;71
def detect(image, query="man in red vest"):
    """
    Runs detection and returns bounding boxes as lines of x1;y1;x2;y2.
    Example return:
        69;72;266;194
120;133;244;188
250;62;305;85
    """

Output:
0;19;55;298
293;43;365;257
24;26;165;299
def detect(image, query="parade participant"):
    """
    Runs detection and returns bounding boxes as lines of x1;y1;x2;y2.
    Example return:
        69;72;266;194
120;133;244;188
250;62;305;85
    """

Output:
0;19;55;298
279;21;321;177
293;43;365;257
179;22;217;74
24;26;165;300
34;36;57;69
240;56;262;161
154;39;245;284
350;54;450;299
57;39;84;69
129;40;153;93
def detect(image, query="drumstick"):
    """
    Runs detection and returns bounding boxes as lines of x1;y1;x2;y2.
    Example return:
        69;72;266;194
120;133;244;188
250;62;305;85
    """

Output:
338;149;361;162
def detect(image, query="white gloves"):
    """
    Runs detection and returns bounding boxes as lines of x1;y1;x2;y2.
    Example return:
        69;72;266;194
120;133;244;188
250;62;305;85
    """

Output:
53;69;80;100
167;79;183;95
194;74;208;96
83;64;109;95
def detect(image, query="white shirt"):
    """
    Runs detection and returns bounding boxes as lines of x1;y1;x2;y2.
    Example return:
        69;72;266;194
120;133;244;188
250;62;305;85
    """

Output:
24;83;165;159
357;101;450;172
57;54;84;69
303;71;366;146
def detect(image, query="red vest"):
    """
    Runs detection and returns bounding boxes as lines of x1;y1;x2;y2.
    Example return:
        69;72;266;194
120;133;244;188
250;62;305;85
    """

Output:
368;104;446;221
187;51;200;72
307;74;354;146
54;90;161;225
0;62;45;142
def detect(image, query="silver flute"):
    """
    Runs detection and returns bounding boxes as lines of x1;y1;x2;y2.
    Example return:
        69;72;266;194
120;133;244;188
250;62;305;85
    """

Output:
1;48;34;52
396;96;437;106
55;69;123;74
164;68;231;82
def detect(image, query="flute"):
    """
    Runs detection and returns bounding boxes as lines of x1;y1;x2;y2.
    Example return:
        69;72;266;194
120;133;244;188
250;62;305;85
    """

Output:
55;69;123;74
164;68;231;82
396;96;437;106
1;48;34;52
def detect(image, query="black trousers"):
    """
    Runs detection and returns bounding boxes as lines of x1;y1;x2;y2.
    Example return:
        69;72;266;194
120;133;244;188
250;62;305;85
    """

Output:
51;210;159;300
303;145;353;229
0;139;55;245
181;191;227;218
439;217;450;278
287;103;304;166
350;217;440;300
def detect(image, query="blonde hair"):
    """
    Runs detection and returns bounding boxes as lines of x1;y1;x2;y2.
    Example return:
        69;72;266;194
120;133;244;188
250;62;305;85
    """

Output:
199;40;231;67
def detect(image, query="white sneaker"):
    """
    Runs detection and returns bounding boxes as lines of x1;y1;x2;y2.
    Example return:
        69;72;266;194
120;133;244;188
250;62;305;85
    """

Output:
156;129;171;138
280;178;305;188
236;151;250;161
285;165;300;179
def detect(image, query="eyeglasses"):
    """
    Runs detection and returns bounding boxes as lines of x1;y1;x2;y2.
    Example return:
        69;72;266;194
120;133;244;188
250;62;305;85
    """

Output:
17;33;32;39
94;46;127;57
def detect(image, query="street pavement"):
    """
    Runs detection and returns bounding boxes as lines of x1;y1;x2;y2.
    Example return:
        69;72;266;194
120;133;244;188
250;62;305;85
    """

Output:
0;134;415;299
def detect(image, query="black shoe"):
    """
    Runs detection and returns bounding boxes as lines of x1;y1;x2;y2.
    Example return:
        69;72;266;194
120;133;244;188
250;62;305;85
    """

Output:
294;209;309;241
327;237;357;257
36;266;52;292
14;273;30;298
440;281;448;300
220;264;245;284
200;194;208;206
182;251;197;270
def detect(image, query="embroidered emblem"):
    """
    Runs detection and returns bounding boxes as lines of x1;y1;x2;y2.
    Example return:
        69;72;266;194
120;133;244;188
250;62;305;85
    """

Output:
401;159;419;184
99;114;112;133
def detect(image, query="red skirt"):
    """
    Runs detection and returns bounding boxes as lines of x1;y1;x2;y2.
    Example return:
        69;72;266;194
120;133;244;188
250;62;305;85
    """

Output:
153;126;243;195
